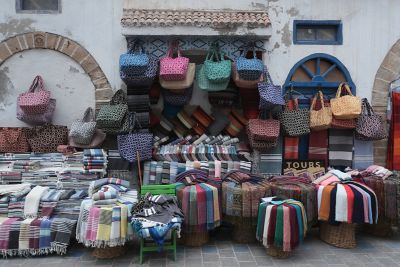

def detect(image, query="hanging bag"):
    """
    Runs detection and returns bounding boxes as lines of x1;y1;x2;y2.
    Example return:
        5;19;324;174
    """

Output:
27;125;68;153
279;93;310;136
330;83;361;119
355;98;388;141
247;112;280;142
162;85;193;106
196;64;230;91
232;63;264;89
235;46;263;81
309;91;332;131
69;107;97;145
159;41;189;81
120;56;158;87
159;63;195;90
117;113;153;162
96;89;128;129
258;67;285;109
0;128;30;153
119;41;149;76
17;75;51;115
204;44;231;82
17;98;56;125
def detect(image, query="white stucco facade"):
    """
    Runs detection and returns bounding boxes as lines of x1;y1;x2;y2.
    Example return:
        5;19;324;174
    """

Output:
0;0;399;126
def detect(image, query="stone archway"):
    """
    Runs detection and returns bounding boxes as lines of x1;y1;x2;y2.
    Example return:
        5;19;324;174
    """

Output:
371;40;400;167
0;31;113;109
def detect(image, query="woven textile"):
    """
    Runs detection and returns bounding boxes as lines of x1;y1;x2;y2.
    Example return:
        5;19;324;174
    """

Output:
308;130;328;166
328;129;354;169
283;100;299;160
388;92;400;170
252;136;283;176
353;139;374;170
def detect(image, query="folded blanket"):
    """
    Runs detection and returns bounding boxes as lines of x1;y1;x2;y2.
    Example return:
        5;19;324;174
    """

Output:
0;184;31;197
92;191;118;201
41;189;64;202
88;178;130;197
24;186;49;218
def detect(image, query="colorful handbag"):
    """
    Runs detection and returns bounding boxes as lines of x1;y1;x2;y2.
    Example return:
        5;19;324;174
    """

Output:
160;63;195;90
117;113;153;162
96;89;128;129
247;113;280;141
204;44;231;82
280;95;310;136
159;41;189;81
355;98;388;141
121;57;158;87
163;85;193;106
235;46;263;81
309;91;332;131
69;107;97;145
69;129;106;149
17;98;56;125
0;128;30;153
330;83;361;119
247;127;277;151
197;64;230;91
258;67;285;109
17;75;51;115
27;125;68;153
232;63;263;89
119;42;149;76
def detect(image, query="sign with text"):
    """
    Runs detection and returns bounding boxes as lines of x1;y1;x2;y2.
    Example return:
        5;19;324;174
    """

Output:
283;160;326;182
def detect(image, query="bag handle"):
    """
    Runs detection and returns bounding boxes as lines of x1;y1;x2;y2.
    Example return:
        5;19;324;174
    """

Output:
128;40;145;54
28;75;45;93
166;40;181;58
284;90;299;110
110;89;127;105
262;66;276;86
82;107;95;122
362;98;374;116
336;82;353;98
310;91;325;111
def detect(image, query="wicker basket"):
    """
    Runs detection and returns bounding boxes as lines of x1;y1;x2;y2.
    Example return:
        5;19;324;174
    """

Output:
320;222;356;248
182;230;209;247
265;245;291;259
92;246;127;259
233;222;257;243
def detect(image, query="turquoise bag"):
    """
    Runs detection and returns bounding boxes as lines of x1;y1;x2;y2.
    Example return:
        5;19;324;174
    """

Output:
204;44;231;82
196;65;230;92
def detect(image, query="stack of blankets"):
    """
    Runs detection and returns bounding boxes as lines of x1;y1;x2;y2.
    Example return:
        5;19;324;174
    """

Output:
316;181;378;224
143;161;252;185
222;171;271;225
76;178;137;247
82;149;107;174
256;197;308;252
132;194;184;249
175;170;221;233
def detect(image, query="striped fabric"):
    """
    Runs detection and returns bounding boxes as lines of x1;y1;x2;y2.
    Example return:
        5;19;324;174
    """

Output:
328;129;354;169
253;136;283;176
308;130;328;167
353;139;374;170
388;92;400;170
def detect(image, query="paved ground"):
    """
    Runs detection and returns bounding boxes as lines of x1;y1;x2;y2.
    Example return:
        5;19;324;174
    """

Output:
3;228;400;267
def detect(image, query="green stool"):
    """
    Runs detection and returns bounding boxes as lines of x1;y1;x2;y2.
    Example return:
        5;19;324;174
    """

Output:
139;184;177;264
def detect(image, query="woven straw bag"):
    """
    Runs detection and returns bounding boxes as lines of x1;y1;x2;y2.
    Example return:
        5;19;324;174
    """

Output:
0;128;30;153
309;91;332;131
69;107;97;145
330;83;361;119
159;63;195;90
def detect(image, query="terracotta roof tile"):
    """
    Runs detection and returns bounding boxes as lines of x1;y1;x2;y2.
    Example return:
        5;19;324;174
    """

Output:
121;9;270;29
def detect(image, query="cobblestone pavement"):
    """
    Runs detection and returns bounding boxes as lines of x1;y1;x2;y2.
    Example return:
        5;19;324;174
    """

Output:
2;228;400;267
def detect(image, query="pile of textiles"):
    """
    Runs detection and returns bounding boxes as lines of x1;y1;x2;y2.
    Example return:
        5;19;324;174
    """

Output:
316;181;378;224
0;217;76;256
153;144;251;162
82;149;107;174
0;184;31;219
256;197;307;252
222;170;271;225
131;194;184;249
0;172;22;184
175;170;221;232
143;161;252;185
313;170;352;185
268;176;317;226
12;161;40;171
76;178;137;247
251;137;283;176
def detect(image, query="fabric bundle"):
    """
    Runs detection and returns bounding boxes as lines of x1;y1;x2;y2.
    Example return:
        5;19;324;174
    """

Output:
131;194;184;249
251;136;283;176
328;129;354;170
82;149;107;173
24;185;49;218
256;198;307;252
222;171;271;226
387;91;400;170
317;181;378;224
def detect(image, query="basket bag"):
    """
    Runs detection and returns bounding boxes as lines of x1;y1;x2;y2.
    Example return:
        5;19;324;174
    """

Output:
330;83;361;119
232;63;263;89
0;128;30;153
247;127;278;151
119;42;149;76
17;98;56;125
204;44;231;82
69;107;97;145
159;63;195;90
331;117;356;129
247;113;280;141
17;75;51;115
27;125;68;153
159;41;189;81
96;89;128;129
258;67;285;109
197;64;230;91
309;91;332;131
355;98;388;141
120;57;158;87
117;113;153;162
163;85;193;106
280;95;310;136
235;47;263;81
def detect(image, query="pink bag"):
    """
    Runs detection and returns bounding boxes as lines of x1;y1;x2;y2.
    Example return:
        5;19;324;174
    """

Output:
17;98;56;125
17;76;51;114
159;41;189;81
